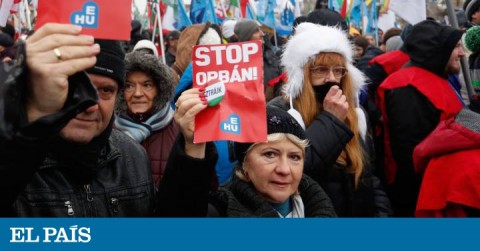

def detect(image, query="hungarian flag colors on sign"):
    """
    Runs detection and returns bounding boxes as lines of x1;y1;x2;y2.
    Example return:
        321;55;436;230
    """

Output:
36;0;131;40
192;41;267;143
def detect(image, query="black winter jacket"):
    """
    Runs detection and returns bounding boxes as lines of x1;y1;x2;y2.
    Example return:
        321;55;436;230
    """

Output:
268;97;392;217
0;48;156;217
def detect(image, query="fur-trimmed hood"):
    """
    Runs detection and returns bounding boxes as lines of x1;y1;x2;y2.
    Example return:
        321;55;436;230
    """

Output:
282;22;365;102
116;51;175;114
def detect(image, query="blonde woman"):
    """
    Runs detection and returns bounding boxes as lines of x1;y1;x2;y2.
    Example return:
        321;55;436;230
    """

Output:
157;88;336;217
269;23;391;217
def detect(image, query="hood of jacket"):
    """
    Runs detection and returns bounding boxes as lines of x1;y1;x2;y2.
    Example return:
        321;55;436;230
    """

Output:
116;51;175;115
414;109;480;174
404;20;463;77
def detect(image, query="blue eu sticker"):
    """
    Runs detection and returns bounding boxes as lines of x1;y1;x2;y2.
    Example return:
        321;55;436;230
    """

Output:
70;2;99;28
220;114;241;135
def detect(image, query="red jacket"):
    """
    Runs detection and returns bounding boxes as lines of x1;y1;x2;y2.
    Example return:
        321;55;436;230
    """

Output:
368;50;410;75
377;66;463;185
413;111;480;217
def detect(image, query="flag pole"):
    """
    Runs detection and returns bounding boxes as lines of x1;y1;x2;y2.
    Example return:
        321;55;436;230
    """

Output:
151;11;158;42
156;2;166;65
23;0;31;30
273;26;278;48
446;0;474;100
219;0;228;20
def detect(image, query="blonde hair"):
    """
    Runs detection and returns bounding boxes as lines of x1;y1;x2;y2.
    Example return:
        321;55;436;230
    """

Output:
235;133;309;182
294;52;364;188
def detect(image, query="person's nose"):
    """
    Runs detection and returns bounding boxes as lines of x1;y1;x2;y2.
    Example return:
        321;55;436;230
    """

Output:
133;84;144;97
325;69;337;82
459;46;466;57
275;156;291;176
84;104;99;113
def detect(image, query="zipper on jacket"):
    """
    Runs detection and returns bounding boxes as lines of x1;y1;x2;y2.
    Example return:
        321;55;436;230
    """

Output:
64;201;75;216
84;184;94;202
110;198;119;213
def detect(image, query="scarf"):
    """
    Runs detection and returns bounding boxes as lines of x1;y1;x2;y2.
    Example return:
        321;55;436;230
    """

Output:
115;104;174;143
273;195;305;218
47;117;114;182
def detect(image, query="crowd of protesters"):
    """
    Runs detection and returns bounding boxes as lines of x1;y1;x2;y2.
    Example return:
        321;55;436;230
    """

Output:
1;1;480;218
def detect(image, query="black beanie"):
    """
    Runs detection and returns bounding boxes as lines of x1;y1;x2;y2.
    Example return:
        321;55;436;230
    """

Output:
0;33;13;47
86;39;125;88
234;106;306;166
1;23;15;39
306;9;348;32
234;19;259;42
466;0;480;22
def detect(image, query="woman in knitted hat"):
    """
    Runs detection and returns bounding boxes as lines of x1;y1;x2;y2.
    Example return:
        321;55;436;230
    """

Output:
157;88;336;217
269;23;391;217
115;51;178;188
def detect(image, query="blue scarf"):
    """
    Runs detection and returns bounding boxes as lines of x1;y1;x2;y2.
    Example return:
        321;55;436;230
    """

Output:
114;105;174;142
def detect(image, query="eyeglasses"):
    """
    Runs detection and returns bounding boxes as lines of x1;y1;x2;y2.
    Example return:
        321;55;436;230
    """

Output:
124;82;156;93
310;66;348;79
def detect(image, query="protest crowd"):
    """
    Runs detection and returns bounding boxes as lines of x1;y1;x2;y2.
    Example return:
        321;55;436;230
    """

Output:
1;0;480;218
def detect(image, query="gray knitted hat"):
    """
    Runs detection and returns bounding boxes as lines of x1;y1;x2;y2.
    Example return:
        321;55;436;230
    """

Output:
234;19;259;42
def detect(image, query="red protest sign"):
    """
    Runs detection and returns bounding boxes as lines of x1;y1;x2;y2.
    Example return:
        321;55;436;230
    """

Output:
36;0;131;40
192;41;267;143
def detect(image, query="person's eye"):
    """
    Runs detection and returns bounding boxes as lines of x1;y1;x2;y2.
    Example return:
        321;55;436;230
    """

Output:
263;151;277;158
333;68;343;75
318;67;329;74
143;83;154;89
289;154;302;162
98;87;116;99
125;83;134;90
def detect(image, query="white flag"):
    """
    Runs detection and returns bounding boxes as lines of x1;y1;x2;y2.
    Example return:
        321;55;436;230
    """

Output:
390;0;426;25
0;0;13;27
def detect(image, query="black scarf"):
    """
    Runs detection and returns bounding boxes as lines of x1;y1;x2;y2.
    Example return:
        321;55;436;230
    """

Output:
48;117;114;181
313;82;341;103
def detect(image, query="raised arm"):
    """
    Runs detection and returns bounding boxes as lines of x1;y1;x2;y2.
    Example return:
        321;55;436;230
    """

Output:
0;23;100;214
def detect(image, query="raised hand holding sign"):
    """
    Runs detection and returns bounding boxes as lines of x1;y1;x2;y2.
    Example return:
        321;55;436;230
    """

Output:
36;0;131;40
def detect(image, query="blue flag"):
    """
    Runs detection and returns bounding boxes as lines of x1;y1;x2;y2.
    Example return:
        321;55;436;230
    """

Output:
366;0;377;35
175;0;192;30
261;0;276;28
276;0;294;36
190;0;220;24
350;0;361;27
246;2;256;20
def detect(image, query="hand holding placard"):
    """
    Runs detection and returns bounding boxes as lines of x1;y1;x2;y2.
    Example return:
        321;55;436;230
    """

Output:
25;23;99;122
174;88;208;158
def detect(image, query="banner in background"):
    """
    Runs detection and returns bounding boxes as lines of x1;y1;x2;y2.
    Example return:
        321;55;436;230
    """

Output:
192;40;266;143
36;0;131;40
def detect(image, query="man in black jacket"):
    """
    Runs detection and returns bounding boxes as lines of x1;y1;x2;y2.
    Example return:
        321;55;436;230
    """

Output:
377;20;465;217
0;23;156;216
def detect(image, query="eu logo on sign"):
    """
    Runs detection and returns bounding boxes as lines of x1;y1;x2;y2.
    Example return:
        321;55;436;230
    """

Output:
70;1;99;28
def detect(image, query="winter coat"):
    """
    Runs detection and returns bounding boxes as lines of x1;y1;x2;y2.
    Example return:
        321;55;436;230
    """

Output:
115;51;178;188
356;45;384;73
414;109;480;217
376;20;464;216
0;46;156;217
157;135;337;217
141;121;179;186
268;98;392;217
